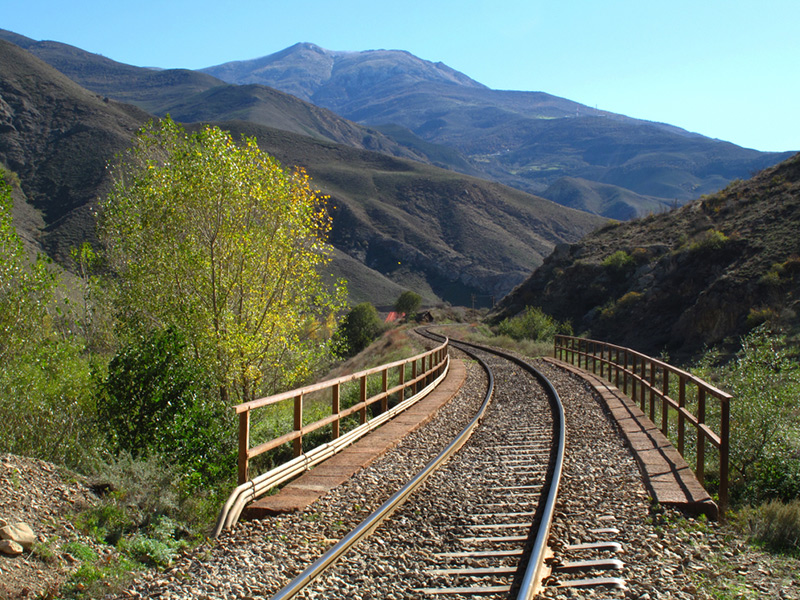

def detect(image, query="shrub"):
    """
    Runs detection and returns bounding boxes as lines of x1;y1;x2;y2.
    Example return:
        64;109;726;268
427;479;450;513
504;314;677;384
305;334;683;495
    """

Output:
692;327;800;505
117;516;189;568
742;499;800;553
495;306;572;342
601;250;635;271
601;250;635;282
336;303;384;357
688;229;730;253
97;327;235;492
616;291;643;308
746;307;779;329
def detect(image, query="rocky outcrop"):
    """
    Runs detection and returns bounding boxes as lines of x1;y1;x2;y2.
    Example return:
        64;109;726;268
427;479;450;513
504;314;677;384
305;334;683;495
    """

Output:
491;152;800;358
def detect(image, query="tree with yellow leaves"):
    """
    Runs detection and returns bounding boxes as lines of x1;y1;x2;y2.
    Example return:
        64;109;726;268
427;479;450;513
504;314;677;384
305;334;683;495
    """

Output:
99;118;346;404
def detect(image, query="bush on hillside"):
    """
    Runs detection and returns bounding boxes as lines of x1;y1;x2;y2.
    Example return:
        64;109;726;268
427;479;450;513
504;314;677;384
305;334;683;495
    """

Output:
495;306;572;342
336;303;384;357
97;327;235;492
601;250;635;274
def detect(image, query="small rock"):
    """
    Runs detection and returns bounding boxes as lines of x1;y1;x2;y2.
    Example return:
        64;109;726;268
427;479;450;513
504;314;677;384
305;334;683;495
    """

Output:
0;539;23;556
0;522;36;550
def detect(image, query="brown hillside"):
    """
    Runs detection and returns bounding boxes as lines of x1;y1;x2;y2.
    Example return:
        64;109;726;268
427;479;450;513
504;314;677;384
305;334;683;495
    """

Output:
0;39;150;261
492;152;800;357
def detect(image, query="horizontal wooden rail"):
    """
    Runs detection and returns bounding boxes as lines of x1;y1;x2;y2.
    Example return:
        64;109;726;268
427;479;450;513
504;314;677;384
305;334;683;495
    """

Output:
234;339;449;485
554;335;731;514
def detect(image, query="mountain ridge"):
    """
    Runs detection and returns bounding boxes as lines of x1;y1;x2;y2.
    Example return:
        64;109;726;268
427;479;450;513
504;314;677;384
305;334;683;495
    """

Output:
0;36;603;308
201;43;794;217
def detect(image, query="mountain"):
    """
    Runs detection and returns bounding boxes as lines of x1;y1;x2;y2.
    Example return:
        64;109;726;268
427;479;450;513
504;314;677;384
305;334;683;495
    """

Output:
0;30;449;168
0;38;603;307
202;43;795;217
0;38;150;261
490;152;800;357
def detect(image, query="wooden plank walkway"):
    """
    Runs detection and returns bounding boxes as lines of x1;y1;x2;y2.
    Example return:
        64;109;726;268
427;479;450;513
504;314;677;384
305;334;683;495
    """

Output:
243;358;467;518
543;357;719;519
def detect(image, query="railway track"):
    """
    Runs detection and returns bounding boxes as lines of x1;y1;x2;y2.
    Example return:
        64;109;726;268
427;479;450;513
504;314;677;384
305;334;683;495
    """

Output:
268;333;567;599
126;331;715;599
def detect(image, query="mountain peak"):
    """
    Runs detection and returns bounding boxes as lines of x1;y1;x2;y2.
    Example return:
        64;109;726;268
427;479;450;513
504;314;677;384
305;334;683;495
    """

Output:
201;44;485;103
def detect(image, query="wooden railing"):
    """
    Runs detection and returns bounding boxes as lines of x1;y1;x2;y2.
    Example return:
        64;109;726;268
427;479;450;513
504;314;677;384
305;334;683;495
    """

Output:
554;335;731;513
234;339;449;484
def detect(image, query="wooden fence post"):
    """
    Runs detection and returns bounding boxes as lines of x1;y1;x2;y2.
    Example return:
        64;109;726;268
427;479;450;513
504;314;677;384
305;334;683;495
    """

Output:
332;383;341;439
661;369;669;437
359;375;367;424
293;393;304;457
696;387;706;486
720;398;730;514
381;368;389;413
238;410;250;485
678;376;686;455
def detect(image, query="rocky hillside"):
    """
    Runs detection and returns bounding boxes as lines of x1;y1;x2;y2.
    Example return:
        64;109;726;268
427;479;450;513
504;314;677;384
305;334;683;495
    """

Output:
491;152;800;357
0;39;150;262
0;38;603;307
202;43;795;217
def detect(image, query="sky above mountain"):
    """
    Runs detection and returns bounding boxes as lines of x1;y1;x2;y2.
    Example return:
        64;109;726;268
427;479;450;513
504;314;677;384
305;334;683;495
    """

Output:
4;0;798;153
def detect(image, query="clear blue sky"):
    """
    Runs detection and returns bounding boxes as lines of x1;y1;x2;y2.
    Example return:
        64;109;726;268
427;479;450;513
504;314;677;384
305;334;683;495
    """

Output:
3;0;798;152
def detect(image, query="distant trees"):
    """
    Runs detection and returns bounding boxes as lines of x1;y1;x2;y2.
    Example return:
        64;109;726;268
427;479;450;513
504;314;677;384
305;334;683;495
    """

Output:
395;290;422;317
496;306;572;342
0;172;57;364
99;118;346;404
0;170;97;469
337;302;384;356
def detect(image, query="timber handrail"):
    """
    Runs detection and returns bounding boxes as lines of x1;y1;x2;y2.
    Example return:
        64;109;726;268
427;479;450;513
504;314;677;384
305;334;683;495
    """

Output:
554;335;731;513
235;339;449;485
213;338;450;537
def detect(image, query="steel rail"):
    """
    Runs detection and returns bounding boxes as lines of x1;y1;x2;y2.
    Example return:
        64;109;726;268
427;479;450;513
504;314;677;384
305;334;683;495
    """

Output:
437;335;565;599
268;329;565;599
268;333;495;600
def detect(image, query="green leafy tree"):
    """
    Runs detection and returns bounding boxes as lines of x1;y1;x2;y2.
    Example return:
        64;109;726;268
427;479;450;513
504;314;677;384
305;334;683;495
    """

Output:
337;302;384;356
394;290;422;317
99;118;347;404
0;172;57;363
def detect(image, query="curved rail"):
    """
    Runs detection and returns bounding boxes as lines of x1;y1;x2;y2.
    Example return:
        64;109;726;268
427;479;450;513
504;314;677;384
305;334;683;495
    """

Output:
269;332;495;600
268;329;565;599
439;335;565;599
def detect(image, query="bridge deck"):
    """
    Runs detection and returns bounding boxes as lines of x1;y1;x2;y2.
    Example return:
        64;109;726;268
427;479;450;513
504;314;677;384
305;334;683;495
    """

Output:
243;358;468;518
543;357;718;519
